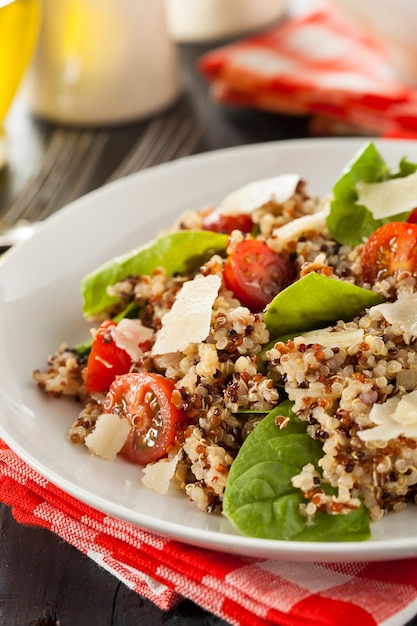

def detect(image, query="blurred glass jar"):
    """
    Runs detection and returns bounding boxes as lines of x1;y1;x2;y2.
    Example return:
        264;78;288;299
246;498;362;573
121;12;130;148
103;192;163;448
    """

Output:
0;0;40;123
0;0;40;169
165;0;287;42
27;0;181;126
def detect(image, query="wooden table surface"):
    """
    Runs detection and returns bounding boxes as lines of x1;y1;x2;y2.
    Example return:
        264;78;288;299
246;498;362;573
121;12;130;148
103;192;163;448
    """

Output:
1;34;417;626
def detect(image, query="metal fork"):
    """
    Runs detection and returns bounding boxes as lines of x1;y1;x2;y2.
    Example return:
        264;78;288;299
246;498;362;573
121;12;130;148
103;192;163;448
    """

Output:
0;128;110;247
106;99;205;183
0;99;205;249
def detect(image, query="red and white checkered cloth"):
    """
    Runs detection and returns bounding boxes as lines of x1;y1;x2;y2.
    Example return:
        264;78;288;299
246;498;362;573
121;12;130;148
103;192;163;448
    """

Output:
2;441;417;626
198;2;417;139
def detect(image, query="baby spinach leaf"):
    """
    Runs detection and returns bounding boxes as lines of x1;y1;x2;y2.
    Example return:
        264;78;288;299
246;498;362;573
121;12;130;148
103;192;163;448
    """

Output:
327;142;413;246
396;156;417;178
264;272;384;337
223;402;370;542
81;230;228;318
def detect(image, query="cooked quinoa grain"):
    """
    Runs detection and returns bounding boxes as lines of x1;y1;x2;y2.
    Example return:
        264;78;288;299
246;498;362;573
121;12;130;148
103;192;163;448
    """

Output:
32;167;417;535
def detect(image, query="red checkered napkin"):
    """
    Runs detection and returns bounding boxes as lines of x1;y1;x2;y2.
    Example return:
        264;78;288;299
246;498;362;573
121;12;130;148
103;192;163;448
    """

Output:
2;441;417;626
198;2;417;138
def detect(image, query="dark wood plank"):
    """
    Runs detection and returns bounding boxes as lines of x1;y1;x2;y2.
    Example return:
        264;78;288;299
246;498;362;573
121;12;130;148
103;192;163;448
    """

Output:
0;504;228;625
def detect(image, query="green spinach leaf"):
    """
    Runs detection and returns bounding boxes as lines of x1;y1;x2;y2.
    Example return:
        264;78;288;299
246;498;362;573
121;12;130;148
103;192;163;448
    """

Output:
264;272;384;337
223;402;370;541
397;156;417;178
327;142;414;246
81;230;228;318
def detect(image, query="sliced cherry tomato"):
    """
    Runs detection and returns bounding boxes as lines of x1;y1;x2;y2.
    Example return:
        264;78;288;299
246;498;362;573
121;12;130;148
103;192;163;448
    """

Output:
202;209;253;235
104;372;186;465
83;320;132;394
407;208;417;224
223;239;294;312
361;222;417;283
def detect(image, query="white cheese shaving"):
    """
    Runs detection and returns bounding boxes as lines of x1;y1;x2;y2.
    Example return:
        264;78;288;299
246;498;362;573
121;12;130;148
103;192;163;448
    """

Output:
356;171;417;219
85;413;131;461
295;327;364;350
272;206;329;245
358;390;417;442
220;173;300;215
151;274;221;355
110;318;154;362
141;450;181;495
371;292;417;336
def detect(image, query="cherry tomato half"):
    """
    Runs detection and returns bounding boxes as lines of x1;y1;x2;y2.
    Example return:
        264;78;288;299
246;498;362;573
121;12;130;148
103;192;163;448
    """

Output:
361;222;417;283
83;320;132;394
202;209;253;235
223;239;294;312
104;372;186;465
407;208;417;224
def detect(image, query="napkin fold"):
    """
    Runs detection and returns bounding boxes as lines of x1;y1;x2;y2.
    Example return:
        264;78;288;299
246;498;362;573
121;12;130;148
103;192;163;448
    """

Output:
2;441;417;626
198;2;417;138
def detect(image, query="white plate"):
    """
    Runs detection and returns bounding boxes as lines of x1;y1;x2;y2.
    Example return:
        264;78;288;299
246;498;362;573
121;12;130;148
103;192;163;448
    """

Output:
2;137;417;563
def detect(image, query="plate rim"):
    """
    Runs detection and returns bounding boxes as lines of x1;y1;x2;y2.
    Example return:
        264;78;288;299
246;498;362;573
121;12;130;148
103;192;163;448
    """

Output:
2;136;417;562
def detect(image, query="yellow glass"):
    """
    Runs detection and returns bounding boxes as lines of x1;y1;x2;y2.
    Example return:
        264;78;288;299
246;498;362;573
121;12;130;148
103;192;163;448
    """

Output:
0;0;40;123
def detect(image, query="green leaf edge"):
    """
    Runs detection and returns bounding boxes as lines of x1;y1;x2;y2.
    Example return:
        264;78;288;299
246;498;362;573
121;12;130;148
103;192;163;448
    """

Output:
81;230;228;319
223;401;370;542
263;272;384;337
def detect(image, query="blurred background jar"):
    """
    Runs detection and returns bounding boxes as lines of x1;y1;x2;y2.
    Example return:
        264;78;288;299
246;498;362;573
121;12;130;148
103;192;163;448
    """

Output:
27;0;181;126
0;0;40;167
164;0;287;42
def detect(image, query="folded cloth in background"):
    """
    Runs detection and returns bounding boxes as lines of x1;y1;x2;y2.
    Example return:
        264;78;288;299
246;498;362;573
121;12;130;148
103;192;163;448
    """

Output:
3;441;417;626
198;3;417;138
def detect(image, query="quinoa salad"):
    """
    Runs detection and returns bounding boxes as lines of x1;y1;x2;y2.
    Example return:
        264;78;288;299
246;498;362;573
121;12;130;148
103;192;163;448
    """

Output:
33;142;417;542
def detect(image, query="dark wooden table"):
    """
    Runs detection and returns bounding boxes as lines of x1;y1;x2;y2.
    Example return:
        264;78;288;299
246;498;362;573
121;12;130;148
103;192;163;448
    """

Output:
0;37;416;626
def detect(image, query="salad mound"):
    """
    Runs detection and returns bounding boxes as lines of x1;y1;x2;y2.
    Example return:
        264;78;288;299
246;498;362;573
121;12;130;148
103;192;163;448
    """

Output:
33;142;417;543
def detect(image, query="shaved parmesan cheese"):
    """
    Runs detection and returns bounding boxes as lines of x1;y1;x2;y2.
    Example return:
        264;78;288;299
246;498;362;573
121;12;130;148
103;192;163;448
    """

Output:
356;171;417;219
371;292;417;336
296;326;364;349
358;390;417;442
151;274;221;355
220;174;300;215
272;206;329;245
85;413;131;461
141;450;181;495
393;391;417;426
111;318;154;361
